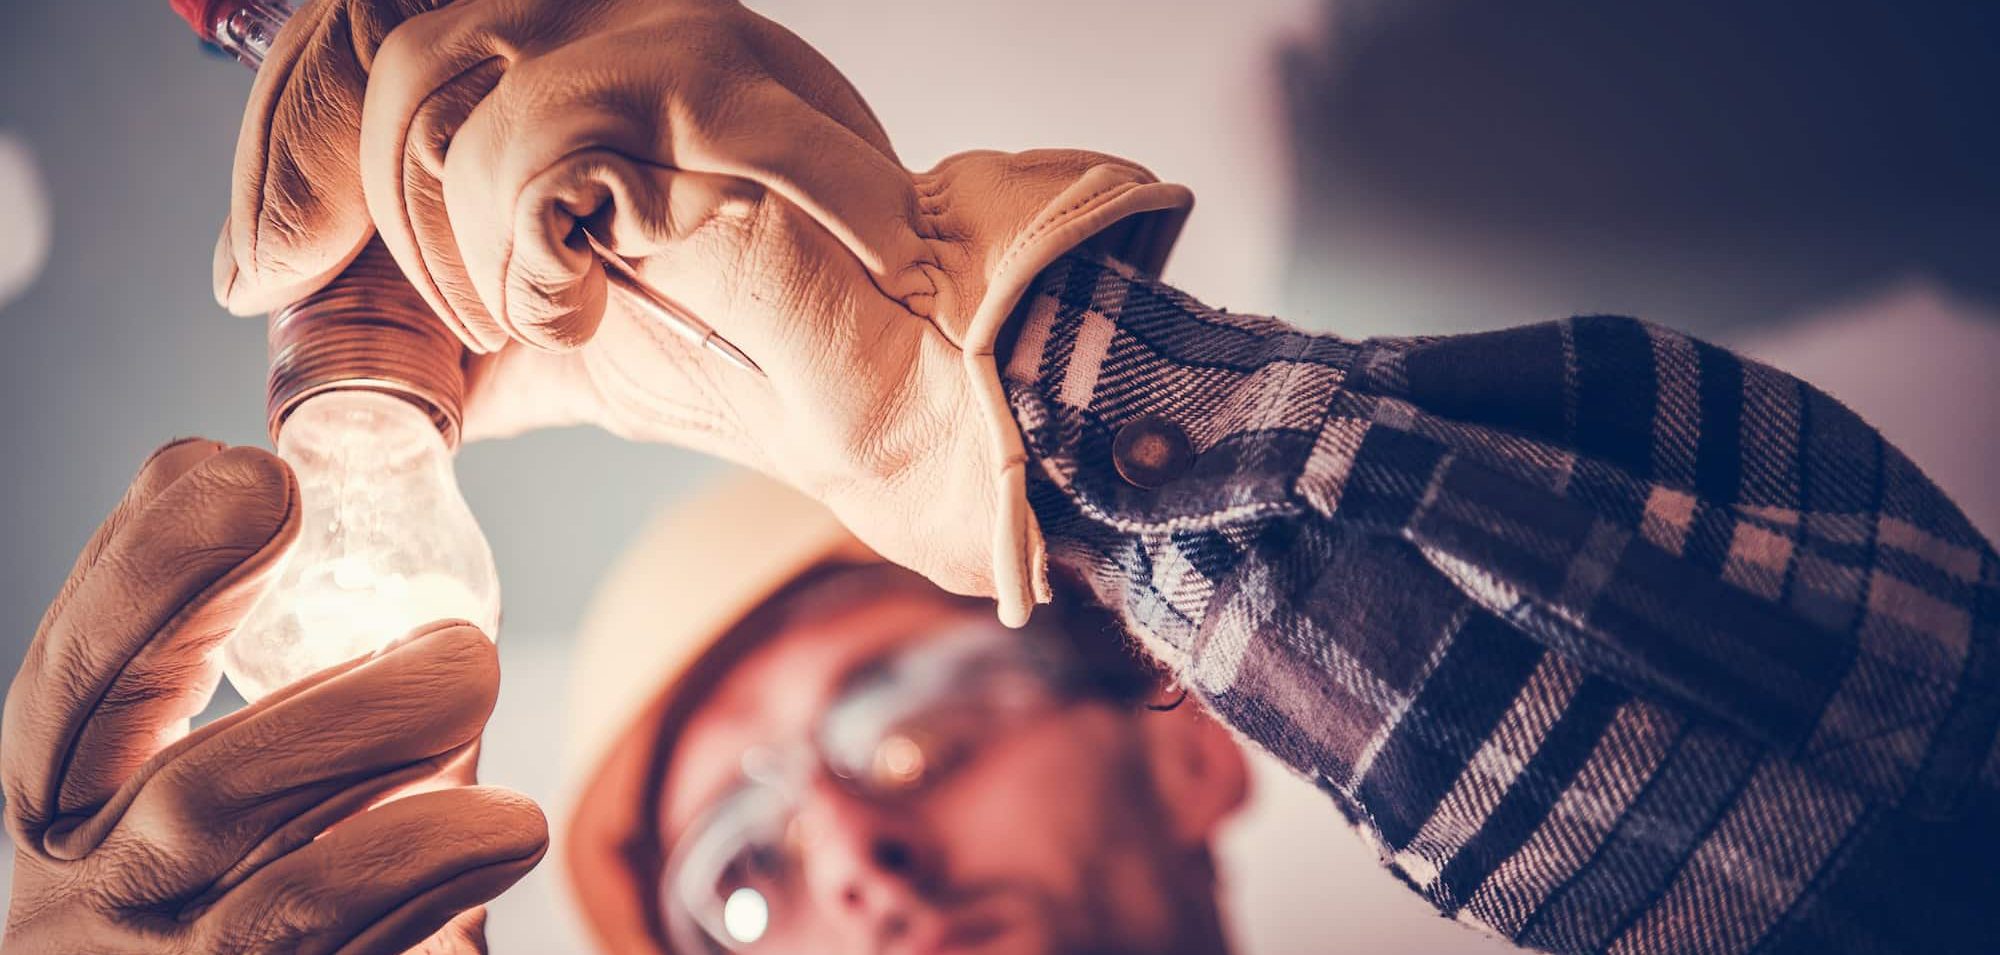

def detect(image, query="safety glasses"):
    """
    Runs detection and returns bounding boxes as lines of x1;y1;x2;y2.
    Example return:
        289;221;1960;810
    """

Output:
660;620;1089;953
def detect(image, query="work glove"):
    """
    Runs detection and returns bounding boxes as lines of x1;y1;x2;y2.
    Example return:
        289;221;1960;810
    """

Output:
212;0;450;314
217;0;1193;624
1;438;548;954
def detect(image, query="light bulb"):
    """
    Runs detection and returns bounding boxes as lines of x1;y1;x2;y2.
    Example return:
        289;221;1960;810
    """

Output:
171;4;498;701
223;390;500;701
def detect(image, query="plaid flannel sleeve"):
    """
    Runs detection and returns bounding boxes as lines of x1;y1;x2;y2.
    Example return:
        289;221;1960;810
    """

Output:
999;252;2000;954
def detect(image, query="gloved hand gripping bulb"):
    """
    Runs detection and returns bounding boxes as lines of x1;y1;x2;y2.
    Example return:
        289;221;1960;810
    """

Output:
177;0;501;702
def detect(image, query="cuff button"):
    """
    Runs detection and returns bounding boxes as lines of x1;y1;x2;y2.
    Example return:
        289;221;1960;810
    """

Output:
1113;416;1194;489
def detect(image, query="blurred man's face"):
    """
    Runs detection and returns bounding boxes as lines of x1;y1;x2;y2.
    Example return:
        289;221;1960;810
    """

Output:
658;574;1245;955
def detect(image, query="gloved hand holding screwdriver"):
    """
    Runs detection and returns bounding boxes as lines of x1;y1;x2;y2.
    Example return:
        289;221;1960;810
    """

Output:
216;0;1192;621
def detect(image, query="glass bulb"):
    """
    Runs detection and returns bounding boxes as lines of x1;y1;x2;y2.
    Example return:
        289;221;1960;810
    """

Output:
224;389;500;701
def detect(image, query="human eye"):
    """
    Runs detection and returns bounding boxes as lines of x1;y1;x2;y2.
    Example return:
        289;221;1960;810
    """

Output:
709;839;787;947
666;785;796;952
719;837;788;892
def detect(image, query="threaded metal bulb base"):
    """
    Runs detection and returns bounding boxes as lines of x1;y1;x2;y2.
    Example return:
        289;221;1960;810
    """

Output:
266;239;465;448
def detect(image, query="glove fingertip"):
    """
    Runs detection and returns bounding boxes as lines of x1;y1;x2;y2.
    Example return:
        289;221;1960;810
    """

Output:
212;221;373;317
469;785;553;861
387;621;502;697
177;446;300;557
211;225;247;314
211;248;329;317
137;437;227;491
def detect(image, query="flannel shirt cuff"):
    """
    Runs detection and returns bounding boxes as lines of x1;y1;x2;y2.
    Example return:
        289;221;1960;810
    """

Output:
996;252;1356;669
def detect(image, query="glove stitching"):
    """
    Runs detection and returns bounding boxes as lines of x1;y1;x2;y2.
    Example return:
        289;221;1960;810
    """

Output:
992;180;1147;281
584;303;745;445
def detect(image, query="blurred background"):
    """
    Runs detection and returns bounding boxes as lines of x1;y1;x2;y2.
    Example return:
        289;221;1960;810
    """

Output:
1;0;1995;951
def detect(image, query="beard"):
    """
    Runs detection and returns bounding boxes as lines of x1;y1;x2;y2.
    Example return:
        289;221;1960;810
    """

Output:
1048;746;1233;955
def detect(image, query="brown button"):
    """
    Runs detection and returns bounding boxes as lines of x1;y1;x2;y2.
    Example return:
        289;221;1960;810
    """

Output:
1113;416;1194;489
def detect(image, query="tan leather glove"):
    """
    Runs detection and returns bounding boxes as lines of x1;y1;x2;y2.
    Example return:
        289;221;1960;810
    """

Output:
213;0;450;314
1;439;547;954
218;0;1191;624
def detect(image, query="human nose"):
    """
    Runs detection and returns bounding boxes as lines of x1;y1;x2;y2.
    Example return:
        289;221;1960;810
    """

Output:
792;772;933;941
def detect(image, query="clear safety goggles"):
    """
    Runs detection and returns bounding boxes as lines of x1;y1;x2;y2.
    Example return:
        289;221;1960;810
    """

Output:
659;620;1092;954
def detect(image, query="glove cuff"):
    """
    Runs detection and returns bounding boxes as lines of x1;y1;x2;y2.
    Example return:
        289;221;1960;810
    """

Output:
952;158;1193;625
